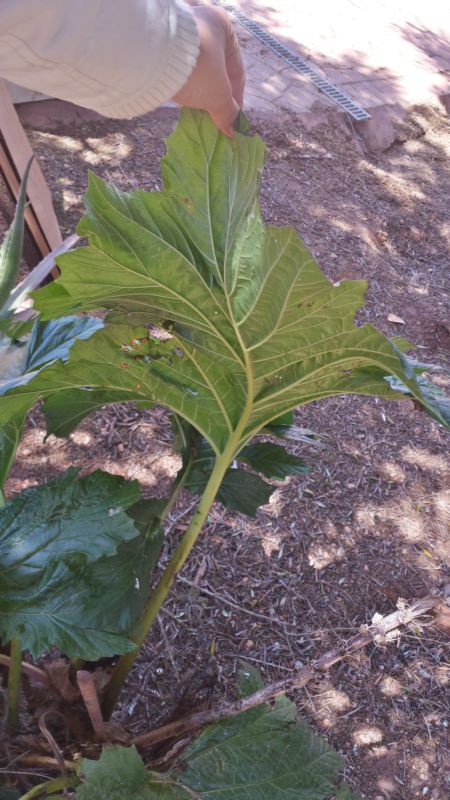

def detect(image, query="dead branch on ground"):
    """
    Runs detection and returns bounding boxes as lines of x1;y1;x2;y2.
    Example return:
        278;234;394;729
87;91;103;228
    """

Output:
132;595;441;749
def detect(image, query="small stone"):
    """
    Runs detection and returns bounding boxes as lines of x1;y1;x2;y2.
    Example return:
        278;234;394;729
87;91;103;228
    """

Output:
387;313;406;325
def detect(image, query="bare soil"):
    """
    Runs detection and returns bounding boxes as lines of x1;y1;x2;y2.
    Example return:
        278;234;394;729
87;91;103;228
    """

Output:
2;104;449;799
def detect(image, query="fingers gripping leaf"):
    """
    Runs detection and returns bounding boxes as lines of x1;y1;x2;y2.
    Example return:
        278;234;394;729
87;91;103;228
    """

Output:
26;109;448;454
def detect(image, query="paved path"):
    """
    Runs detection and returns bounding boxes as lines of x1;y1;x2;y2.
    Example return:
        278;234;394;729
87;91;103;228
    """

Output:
14;0;450;148
221;0;450;117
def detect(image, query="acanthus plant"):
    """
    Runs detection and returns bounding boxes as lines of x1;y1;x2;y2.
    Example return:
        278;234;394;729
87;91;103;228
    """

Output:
0;111;448;800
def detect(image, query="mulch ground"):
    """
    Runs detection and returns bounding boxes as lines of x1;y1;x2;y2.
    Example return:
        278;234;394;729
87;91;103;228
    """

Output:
2;103;449;799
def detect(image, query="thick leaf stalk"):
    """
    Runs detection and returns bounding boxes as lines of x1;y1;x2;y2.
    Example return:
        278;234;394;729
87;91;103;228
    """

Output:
18;776;80;799
103;451;231;717
0;416;25;494
7;637;22;730
0;155;33;315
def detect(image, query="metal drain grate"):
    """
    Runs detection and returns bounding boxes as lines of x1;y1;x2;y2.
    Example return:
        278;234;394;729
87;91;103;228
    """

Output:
213;1;371;121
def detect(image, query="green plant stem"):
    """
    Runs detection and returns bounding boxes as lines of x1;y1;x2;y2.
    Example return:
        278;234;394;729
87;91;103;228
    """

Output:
7;637;22;730
0;487;5;506
102;452;230;718
19;776;79;799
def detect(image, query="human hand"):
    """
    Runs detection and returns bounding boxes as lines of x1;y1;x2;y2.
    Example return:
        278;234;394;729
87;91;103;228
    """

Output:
172;5;245;136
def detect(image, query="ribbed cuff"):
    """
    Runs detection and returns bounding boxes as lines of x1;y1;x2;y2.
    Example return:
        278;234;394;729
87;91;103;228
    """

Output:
96;1;199;119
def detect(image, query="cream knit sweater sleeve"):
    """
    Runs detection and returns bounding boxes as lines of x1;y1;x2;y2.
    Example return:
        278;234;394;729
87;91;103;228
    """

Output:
0;0;199;118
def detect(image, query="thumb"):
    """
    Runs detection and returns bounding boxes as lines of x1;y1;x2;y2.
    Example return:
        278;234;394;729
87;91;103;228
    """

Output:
209;93;240;138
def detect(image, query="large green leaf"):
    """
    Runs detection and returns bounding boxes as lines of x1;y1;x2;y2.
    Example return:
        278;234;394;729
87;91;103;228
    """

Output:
0;470;163;658
75;668;344;799
23;109;445;448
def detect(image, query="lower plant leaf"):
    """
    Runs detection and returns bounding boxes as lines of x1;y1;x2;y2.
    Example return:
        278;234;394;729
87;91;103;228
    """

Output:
178;695;342;800
216;468;274;515
0;559;137;659
0;787;22;800
335;786;364;799
75;746;192;799
0;470;161;659
75;665;345;799
238;441;309;479
86;498;165;636
0;509;163;661
0;469;141;585
185;441;275;516
178;666;343;800
263;414;322;448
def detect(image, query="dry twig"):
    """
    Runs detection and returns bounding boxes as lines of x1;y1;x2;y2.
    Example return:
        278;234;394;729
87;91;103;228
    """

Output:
132;595;440;749
77;670;106;741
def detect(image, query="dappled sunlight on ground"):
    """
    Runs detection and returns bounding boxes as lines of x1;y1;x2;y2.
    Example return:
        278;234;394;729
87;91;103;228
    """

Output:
400;446;449;474
352;725;384;746
5;405;180;498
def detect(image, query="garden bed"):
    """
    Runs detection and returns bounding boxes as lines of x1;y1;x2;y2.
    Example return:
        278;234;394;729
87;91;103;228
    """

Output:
2;104;449;799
